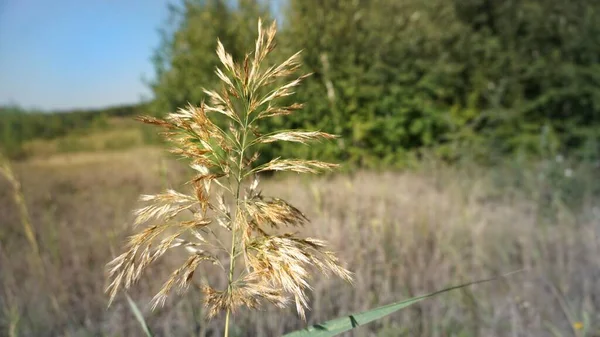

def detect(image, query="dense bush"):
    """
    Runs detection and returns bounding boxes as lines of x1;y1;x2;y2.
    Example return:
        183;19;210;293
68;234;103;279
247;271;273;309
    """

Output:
148;0;600;168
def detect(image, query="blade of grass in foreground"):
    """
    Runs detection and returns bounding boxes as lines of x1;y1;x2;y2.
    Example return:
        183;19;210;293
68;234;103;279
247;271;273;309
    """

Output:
284;271;521;337
126;294;153;337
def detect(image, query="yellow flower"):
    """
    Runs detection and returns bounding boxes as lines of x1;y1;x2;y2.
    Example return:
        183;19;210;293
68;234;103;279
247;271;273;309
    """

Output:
573;321;584;330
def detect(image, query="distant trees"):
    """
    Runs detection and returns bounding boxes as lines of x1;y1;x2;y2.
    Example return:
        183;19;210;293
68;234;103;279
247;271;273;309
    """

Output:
446;0;600;162
0;104;139;158
278;0;471;166
275;0;600;165
148;0;600;167
6;0;598;165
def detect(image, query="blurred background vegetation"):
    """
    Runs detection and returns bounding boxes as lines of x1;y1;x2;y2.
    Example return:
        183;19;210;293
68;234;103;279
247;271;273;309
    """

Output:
3;0;600;168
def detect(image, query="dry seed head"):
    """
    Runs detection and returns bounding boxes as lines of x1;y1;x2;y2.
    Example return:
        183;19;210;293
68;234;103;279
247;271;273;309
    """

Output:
151;253;214;310
246;197;308;229
245;234;353;320
216;39;236;75
105;18;351;320
260;131;337;145
202;274;288;319
133;190;196;226
257;158;339;174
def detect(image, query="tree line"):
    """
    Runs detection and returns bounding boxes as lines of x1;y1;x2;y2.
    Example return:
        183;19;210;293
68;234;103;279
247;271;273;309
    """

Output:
0;104;141;158
149;0;600;167
3;0;599;166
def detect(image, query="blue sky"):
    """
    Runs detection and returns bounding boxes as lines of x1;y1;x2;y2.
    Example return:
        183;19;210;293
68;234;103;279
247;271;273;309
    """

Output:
0;0;177;111
0;0;284;111
0;1;283;111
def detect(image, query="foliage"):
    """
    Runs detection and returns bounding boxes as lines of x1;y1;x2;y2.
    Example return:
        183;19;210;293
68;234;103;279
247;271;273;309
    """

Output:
4;0;599;168
283;274;512;337
0;103;142;158
147;0;600;167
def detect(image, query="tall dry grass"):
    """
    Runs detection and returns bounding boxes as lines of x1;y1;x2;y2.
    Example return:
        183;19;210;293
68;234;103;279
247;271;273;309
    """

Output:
0;151;39;257
105;20;352;336
1;147;599;336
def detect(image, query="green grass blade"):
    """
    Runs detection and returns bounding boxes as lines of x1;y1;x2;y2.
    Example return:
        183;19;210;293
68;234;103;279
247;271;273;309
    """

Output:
125;294;154;337
284;272;520;337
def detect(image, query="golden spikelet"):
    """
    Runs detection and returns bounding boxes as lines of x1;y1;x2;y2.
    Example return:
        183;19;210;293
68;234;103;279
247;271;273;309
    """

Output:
246;196;308;229
105;18;352;326
259;130;337;145
256;158;339;174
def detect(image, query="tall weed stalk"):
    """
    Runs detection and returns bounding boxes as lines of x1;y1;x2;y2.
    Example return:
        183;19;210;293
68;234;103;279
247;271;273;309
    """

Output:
105;19;352;336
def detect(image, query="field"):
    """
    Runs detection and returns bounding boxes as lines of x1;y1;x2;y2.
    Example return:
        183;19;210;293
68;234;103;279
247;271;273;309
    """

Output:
1;144;599;337
3;1;600;336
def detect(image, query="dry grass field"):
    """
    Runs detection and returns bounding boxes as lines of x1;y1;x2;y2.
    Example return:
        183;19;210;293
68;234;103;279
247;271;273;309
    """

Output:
1;146;599;336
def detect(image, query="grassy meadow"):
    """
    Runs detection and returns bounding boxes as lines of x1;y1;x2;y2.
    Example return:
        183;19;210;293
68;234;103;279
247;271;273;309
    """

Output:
1;127;599;336
3;1;600;335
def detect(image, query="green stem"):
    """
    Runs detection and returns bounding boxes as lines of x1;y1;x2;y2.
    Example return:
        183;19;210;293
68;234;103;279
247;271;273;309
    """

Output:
224;95;250;337
224;309;231;337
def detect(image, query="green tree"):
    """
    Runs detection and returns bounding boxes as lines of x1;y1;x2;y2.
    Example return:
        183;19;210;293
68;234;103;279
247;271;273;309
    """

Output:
149;0;271;116
149;0;600;167
449;0;600;161
280;0;472;167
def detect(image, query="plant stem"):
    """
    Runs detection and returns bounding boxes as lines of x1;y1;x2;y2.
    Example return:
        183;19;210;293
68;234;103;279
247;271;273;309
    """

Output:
224;171;241;337
224;309;231;337
224;98;250;337
224;215;236;337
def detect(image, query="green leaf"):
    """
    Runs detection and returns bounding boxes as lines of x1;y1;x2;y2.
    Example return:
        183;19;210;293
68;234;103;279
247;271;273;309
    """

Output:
284;272;520;337
126;294;154;337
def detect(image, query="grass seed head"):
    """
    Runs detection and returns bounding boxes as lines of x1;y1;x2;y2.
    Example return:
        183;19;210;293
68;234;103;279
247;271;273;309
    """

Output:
105;18;352;320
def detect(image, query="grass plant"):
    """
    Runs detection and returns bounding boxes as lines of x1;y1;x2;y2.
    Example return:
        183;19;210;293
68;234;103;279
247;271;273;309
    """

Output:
105;19;353;336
